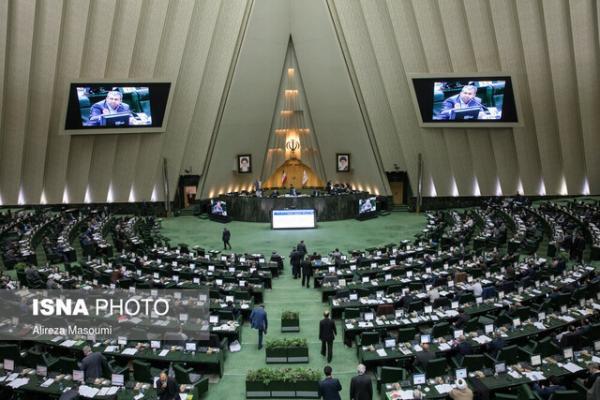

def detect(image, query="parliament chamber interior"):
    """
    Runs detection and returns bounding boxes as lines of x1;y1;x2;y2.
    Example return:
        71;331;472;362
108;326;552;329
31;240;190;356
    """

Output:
0;1;599;400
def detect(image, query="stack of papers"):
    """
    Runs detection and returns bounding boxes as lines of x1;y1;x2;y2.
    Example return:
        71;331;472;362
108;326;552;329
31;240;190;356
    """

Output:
438;343;451;351
524;371;546;381
40;378;54;387
104;346;118;353
159;349;170;357
79;385;100;397
563;362;584;373
7;378;29;389
435;384;455;394
376;349;388;357
121;348;138;356
61;340;76;348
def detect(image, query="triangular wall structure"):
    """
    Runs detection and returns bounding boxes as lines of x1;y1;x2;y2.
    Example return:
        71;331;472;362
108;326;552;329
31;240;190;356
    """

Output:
199;0;390;198
261;37;325;188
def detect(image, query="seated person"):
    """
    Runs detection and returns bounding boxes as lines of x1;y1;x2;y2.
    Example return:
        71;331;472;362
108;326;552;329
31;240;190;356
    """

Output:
437;85;485;120
156;371;178;400
88;90;131;126
532;376;565;400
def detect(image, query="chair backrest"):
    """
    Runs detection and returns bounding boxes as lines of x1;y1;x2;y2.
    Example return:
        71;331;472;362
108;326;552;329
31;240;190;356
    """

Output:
380;366;407;383
376;304;394;317
397;327;417;342
462;354;486;371
532;337;560;358
548;391;580;400
431;322;451;338
0;344;21;362
218;310;235;321
425;358;448;378
433;297;451;309
56;357;78;374
132;360;153;383
173;364;191;384
360;331;380;346
408;301;424;312
497;344;520;364
459;293;475;305
343;308;360;319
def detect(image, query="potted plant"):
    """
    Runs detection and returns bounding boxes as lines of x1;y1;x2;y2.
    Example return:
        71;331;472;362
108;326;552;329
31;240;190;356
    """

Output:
281;311;300;332
285;338;309;363
265;338;288;363
246;368;320;398
246;368;276;398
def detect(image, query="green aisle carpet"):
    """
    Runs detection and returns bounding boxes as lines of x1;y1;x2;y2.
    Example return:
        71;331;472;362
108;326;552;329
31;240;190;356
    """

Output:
161;213;427;399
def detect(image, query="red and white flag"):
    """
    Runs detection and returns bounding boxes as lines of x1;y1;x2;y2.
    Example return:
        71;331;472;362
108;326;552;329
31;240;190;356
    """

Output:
281;170;287;186
302;169;309;186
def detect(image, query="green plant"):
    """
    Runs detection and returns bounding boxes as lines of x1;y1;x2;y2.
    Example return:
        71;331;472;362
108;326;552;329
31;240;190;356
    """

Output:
247;367;320;385
281;311;299;320
265;337;307;349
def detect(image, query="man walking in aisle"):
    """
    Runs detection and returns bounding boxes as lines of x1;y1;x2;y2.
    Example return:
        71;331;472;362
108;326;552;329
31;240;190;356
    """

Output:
319;310;337;363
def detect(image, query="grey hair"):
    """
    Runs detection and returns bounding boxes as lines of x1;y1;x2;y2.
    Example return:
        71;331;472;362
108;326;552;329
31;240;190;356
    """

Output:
106;90;122;99
461;85;477;93
83;345;91;354
357;364;366;375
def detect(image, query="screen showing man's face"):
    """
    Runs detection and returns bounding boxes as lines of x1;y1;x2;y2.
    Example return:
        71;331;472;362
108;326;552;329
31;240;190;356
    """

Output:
106;93;122;109
459;88;476;104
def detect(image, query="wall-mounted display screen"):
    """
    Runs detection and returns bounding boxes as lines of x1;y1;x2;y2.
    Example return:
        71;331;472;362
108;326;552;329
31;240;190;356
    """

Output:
271;209;316;229
64;82;172;134
410;74;519;127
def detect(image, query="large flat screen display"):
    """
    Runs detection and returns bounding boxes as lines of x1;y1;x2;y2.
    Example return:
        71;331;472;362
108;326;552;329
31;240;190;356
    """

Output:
210;200;227;217
358;197;377;215
271;209;316;229
64;81;172;134
410;74;520;128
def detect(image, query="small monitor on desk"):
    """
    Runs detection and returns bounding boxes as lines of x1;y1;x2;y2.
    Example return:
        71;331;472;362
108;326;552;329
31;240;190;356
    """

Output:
36;365;47;377
512;318;521;328
454;330;463;339
73;370;84;383
111;373;124;386
349;293;358;301
485;324;494;334
595;341;600;352
450;107;481;121
424;305;432;313
117;336;127;346
364;312;374;321
101;112;131;127
420;334;431;344
530;355;541;367
451;301;459;309
495;362;506;374
384;338;396;348
3;359;14;371
456;368;467;379
413;373;426;385
209;315;219;324
151;340;161;350
185;342;197;352
563;348;573;360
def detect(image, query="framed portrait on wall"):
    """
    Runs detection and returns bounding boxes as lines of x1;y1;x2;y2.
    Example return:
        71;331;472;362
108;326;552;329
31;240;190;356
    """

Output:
237;154;252;173
336;153;350;172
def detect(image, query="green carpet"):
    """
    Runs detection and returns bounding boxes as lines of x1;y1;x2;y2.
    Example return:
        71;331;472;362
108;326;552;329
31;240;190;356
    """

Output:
161;212;427;399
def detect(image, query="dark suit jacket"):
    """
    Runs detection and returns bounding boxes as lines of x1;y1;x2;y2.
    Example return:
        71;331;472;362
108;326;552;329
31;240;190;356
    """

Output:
439;94;483;120
156;377;179;400
350;374;373;400
297;243;307;255
318;377;342;400
301;259;312;275
319;318;337;341
455;341;473;356
80;352;106;380
90;100;130;121
414;350;436;369
250;307;268;331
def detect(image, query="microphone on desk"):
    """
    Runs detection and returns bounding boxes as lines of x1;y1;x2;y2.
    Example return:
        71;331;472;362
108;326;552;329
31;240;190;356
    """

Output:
471;99;489;111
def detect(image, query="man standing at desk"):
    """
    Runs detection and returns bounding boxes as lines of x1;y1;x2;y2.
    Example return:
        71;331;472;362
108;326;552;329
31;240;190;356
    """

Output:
89;90;131;125
80;346;107;380
438;85;484;120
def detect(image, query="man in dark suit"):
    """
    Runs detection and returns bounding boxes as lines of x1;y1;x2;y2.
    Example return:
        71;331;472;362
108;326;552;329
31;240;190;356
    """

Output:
88;91;131;126
438;85;484;120
155;371;179;400
319;365;342;400
350;364;372;400
319;311;337;363
454;308;469;329
79;345;107;380
297;240;308;256
222;228;231;250
452;335;473;357
414;342;436;369
250;304;268;349
301;258;312;288
290;247;302;279
532;376;565;400
486;331;505;357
